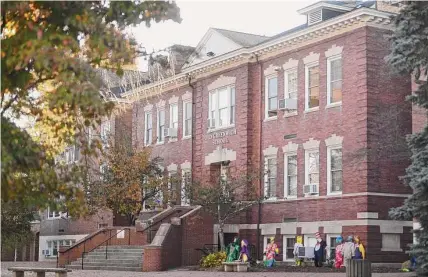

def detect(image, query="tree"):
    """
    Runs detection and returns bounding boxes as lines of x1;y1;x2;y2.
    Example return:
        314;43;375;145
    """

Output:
387;2;428;276
88;142;166;226
1;200;36;257
1;1;181;214
186;170;262;251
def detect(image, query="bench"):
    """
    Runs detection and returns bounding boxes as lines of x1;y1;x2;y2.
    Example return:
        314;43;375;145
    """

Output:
222;261;249;272
8;267;71;277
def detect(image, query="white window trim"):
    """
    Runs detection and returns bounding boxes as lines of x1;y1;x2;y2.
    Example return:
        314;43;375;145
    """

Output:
182;100;192;139
263;235;275;252
208;86;236;130
304;61;320;112
304;148;320;197
327;145;343;196
326;54;342;107
181;169;191;206
284;69;298;117
169;103;179;142
157;108;165;144
265;75;278;120
326;233;341;260
144;112;152;146
283;235;296;261
264;155;277;200
47;207;62;219
284;152;298;199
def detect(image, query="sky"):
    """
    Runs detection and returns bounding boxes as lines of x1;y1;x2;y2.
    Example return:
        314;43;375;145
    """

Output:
130;0;317;70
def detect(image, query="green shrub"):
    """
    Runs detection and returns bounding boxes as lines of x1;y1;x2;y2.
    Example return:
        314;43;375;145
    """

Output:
200;251;227;268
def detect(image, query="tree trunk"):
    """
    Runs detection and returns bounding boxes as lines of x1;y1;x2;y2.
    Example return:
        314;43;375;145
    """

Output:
218;224;226;252
14;247;17;262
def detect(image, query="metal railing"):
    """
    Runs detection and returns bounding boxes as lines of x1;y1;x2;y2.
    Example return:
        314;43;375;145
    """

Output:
80;228;131;270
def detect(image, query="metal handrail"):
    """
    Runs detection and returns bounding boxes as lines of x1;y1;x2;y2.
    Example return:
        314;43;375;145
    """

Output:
81;228;131;270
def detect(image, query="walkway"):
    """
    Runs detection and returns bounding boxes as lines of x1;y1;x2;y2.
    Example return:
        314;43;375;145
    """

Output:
0;262;414;277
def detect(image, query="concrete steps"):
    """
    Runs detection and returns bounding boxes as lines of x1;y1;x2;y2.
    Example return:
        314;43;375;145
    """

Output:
66;245;144;271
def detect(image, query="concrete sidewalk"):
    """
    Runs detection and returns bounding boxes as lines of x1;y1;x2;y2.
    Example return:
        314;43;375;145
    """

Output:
0;262;414;277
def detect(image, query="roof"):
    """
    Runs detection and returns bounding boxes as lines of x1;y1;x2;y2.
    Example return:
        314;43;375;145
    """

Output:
213;28;270;47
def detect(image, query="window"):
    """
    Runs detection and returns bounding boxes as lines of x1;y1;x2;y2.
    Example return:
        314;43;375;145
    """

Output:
98;223;108;229
283;236;296;261
305;150;319;195
47;207;62;219
285;154;297;198
327;235;340;259
183;101;192;138
327;56;342;105
181;169;191;206
144;112;152;145
168;171;178;205
100;120;111;144
157;109;165;143
285;70;298;100
265;76;278;118
305;64;320;110
208;86;235;129
382;234;402;252
308;151;319;186
46;240;76;256
170;104;178;129
328;148;343;194
100;164;108;181
264;157;277;199
64;145;79;164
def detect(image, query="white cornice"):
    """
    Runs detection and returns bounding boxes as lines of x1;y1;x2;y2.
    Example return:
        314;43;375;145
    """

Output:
123;8;394;101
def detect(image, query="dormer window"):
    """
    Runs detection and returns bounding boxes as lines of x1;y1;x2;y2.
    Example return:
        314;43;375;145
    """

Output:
308;10;322;25
298;2;352;26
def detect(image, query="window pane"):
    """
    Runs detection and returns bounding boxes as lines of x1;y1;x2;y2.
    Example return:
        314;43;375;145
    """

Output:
331;59;342;81
309;173;319;184
171;105;178;123
159;110;165;124
332;171;342;192
230;106;235;124
185;119;191;136
309;152;319;173
230;87;235;106
218;89;228;109
331;149;342;170
269;97;278;110
288;71;297;98
268;178;276;197
268;158;277;176
308;66;319;108
219;108;228;126
287;156;297;175
185;102;192;120
309;66;319;86
268;78;278;97
331;80;342;103
210;93;216;111
288;176;297;196
309;87;319;108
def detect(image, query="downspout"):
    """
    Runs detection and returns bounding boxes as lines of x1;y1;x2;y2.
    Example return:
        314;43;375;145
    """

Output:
187;74;196;201
255;53;263;261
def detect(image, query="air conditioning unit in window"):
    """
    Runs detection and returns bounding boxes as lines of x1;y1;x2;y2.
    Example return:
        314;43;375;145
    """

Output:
43;249;50;256
304;184;319;195
208;118;216;129
164;128;177;138
279;98;297;110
